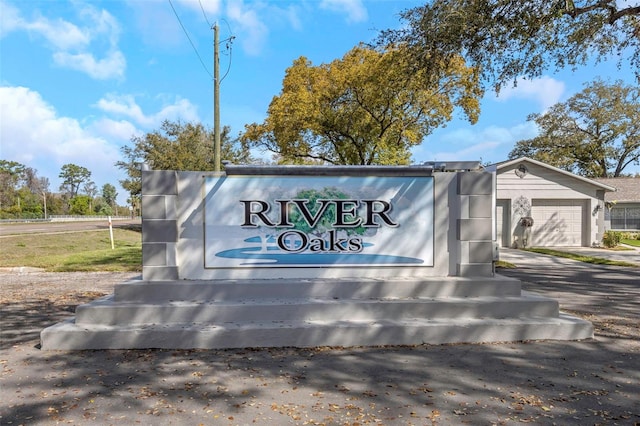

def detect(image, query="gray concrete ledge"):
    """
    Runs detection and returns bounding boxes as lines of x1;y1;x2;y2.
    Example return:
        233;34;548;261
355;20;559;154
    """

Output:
41;315;593;350
113;276;522;302
40;275;593;350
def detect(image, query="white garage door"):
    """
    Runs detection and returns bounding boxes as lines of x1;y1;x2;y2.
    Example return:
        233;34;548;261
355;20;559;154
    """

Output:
531;200;585;247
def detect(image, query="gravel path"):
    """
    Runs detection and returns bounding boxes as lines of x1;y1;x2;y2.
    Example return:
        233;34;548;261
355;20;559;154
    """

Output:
1;269;639;426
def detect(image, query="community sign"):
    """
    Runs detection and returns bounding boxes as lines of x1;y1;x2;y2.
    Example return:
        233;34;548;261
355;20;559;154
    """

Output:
204;175;434;268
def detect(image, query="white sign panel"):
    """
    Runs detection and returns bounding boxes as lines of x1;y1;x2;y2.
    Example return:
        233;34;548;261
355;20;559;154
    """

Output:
204;175;434;268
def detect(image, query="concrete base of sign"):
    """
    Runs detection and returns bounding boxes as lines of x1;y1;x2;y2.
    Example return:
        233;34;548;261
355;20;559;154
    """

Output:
41;275;593;350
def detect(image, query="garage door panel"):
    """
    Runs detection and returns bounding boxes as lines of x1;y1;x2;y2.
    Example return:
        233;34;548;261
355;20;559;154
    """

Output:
531;200;584;247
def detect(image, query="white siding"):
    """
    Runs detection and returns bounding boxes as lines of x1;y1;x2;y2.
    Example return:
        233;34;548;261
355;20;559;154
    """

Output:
496;199;510;247
496;161;602;247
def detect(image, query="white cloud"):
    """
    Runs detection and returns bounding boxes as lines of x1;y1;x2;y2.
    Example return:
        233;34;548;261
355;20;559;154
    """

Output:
157;0;361;58
0;1;22;36
496;76;565;111
437;141;501;161
176;0;222;16
80;6;122;47
226;0;269;56
284;4;303;31
0;85;204;202
156;98;201;123
26;13;91;50
90;118;141;142
95;94;148;125
320;0;368;23
54;50;126;80
95;93;200;127
0;86;123;191
220;0;368;57
412;121;538;164
0;2;125;80
0;0;88;49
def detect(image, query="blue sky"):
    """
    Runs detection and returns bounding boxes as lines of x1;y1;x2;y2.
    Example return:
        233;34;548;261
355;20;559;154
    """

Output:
1;0;637;205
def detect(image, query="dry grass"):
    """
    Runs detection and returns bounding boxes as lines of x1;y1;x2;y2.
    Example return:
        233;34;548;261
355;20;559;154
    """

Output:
524;247;637;267
0;229;141;272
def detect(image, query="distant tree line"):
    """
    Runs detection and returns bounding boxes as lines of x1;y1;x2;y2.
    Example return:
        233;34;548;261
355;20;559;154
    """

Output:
0;160;122;220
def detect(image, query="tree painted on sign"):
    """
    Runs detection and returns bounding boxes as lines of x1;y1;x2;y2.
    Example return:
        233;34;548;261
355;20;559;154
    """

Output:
284;187;368;239
243;187;382;253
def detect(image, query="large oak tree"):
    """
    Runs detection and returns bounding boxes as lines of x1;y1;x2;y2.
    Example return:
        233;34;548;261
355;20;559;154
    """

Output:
241;44;481;165
379;1;639;92
509;80;640;177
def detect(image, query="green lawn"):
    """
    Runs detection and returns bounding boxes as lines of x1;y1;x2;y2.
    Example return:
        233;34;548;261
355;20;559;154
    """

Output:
0;229;142;272
621;238;640;248
524;247;637;267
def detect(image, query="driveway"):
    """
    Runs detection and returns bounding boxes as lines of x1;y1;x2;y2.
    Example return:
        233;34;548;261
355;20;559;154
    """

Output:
498;246;639;291
505;245;640;265
498;247;639;340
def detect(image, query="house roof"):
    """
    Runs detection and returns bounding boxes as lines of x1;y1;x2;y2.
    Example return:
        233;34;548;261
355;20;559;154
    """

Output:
592;177;640;202
489;157;617;192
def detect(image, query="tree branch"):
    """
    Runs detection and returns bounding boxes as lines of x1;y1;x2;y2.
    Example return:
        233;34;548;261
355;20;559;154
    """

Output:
562;1;640;25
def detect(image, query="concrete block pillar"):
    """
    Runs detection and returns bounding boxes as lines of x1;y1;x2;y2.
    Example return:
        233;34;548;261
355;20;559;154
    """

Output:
141;170;179;281
456;171;495;276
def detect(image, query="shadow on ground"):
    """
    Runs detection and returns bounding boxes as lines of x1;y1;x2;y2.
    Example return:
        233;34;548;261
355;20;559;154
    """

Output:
1;262;639;425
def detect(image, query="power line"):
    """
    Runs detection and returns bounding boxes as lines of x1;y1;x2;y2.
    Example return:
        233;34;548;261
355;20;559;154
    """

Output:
219;19;235;83
197;0;232;83
168;0;213;80
198;0;212;27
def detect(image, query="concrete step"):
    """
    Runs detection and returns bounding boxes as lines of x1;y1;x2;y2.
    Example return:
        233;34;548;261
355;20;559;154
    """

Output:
76;293;558;326
41;314;594;350
113;276;522;302
41;275;594;350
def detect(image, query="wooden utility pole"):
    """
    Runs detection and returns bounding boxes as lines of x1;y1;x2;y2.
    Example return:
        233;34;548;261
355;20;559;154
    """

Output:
213;22;221;172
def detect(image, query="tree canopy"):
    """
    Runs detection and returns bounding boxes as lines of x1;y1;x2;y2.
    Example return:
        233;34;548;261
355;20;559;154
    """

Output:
102;183;118;207
379;1;640;92
116;120;252;200
0;160;54;218
59;163;91;198
509;80;640;178
241;44;481;165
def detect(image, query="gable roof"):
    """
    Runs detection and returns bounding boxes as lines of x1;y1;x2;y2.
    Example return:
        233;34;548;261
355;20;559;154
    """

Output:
592;177;640;202
489;157;616;192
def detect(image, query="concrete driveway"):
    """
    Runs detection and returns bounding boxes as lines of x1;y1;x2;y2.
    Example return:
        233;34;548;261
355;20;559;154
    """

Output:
499;245;640;267
498;247;639;330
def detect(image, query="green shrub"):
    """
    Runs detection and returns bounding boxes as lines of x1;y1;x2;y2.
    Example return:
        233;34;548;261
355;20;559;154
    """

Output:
602;230;622;248
622;232;640;240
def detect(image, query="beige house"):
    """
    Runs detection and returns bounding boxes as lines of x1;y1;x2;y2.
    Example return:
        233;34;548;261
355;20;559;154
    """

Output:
592;177;640;232
488;157;616;248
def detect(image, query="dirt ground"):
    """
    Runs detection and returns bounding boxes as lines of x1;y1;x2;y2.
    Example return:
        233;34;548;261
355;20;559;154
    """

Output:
1;270;639;426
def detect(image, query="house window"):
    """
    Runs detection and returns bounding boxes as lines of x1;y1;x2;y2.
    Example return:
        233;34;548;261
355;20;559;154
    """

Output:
607;207;640;230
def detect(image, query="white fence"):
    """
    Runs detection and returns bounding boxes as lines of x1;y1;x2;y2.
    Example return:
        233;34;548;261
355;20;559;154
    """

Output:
0;216;136;224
